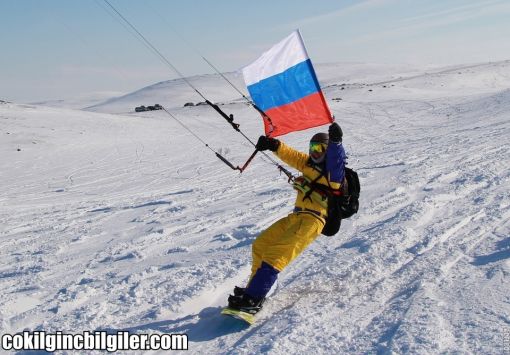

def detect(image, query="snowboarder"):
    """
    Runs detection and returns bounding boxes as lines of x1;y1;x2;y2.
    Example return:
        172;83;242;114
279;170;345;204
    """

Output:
227;122;346;314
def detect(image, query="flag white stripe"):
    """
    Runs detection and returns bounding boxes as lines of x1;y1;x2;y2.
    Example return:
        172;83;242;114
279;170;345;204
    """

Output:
242;30;309;86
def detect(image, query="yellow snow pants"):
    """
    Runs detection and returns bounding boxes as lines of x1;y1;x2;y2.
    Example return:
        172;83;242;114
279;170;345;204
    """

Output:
250;212;324;277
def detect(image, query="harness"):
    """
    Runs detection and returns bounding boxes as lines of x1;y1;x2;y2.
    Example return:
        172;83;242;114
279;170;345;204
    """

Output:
293;207;327;219
291;163;343;209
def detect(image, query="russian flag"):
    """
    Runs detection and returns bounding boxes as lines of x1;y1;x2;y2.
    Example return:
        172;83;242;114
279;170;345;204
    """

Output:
242;30;332;137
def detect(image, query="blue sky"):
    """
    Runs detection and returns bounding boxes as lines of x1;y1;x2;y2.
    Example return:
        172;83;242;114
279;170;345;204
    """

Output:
1;0;510;102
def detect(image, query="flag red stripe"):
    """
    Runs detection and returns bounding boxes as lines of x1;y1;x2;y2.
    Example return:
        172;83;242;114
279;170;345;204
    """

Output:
263;92;333;137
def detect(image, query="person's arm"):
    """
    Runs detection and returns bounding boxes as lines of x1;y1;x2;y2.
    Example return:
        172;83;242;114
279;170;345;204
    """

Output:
275;142;309;172
326;122;346;186
326;143;346;185
255;136;308;172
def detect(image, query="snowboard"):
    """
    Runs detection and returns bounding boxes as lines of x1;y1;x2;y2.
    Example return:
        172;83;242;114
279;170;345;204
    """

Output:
221;307;255;325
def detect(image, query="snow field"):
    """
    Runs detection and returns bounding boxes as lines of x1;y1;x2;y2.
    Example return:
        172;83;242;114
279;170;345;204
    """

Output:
1;61;509;354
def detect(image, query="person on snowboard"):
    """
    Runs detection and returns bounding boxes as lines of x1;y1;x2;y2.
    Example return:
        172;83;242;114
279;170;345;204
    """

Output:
228;122;346;314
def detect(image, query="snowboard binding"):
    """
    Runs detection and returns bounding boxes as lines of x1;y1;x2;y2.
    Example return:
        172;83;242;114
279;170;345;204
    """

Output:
227;289;265;315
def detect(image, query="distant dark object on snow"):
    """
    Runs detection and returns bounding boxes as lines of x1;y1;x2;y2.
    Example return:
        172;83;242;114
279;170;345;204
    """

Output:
184;101;221;107
135;104;162;112
147;104;163;111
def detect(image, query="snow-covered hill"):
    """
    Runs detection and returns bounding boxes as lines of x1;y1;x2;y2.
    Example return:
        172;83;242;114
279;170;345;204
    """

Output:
1;61;509;354
30;91;125;111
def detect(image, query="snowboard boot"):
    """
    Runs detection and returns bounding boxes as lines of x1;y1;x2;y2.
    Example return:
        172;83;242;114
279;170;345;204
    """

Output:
233;286;246;297
228;293;265;315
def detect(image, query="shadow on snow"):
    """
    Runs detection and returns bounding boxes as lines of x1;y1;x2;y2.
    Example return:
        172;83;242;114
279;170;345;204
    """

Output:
116;307;249;342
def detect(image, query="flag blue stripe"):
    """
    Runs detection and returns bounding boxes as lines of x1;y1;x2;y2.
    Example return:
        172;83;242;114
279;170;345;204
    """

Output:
246;59;322;112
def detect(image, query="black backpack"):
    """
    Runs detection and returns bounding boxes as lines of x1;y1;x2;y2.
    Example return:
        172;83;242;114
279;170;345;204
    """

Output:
321;167;360;236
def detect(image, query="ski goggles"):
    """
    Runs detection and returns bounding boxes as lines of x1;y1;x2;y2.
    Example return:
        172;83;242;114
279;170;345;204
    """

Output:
309;142;327;153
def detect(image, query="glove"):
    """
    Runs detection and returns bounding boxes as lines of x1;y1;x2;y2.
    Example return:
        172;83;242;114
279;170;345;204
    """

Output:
256;136;280;152
329;122;343;143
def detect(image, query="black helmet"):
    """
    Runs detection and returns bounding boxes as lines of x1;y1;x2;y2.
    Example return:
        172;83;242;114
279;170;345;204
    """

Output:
310;132;329;144
309;132;328;164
